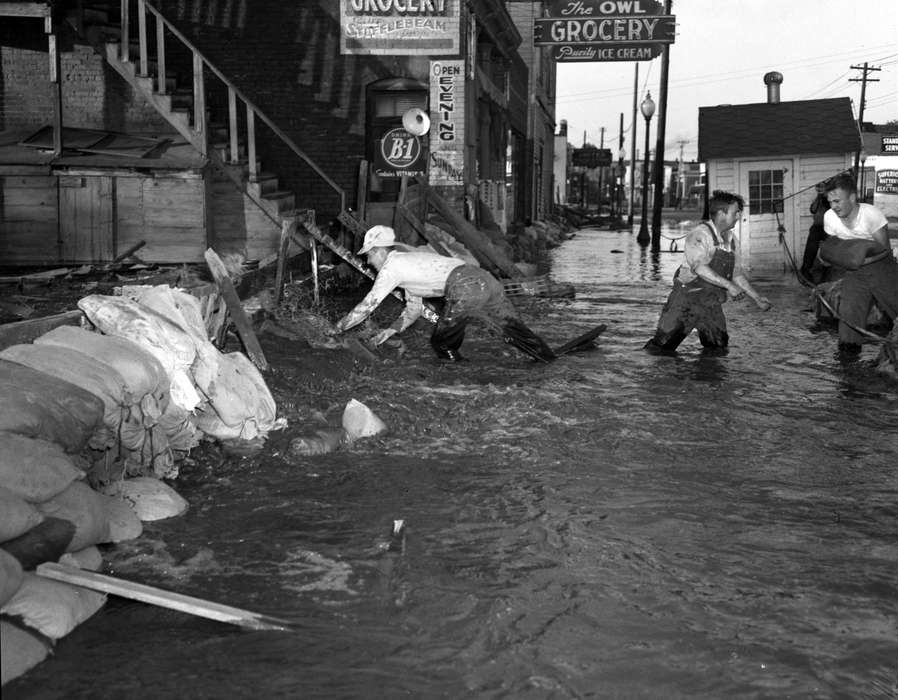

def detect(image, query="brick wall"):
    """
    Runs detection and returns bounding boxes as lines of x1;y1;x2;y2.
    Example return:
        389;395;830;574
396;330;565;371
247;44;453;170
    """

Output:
1;23;172;134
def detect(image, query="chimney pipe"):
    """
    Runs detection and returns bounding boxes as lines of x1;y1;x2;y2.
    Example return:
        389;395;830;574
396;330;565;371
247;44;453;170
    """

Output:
764;71;783;104
559;119;568;137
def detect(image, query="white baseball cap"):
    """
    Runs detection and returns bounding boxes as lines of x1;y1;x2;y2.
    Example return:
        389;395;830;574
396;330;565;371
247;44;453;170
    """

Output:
358;225;396;255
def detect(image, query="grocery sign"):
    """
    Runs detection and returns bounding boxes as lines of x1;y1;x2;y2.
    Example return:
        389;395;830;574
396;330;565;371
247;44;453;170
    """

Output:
535;0;676;63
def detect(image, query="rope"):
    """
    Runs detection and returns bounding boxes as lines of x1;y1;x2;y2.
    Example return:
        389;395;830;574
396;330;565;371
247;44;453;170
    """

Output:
774;209;813;288
811;289;888;343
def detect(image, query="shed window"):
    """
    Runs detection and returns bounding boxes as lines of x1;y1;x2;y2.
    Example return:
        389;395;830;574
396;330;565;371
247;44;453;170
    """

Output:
748;169;784;214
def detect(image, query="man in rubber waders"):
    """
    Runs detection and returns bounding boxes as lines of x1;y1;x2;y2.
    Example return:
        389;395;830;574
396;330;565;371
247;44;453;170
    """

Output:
334;225;556;363
644;190;771;354
819;172;898;359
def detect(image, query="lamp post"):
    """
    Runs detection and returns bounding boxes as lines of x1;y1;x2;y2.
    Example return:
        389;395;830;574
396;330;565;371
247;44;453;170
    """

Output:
859;149;867;201
636;91;655;246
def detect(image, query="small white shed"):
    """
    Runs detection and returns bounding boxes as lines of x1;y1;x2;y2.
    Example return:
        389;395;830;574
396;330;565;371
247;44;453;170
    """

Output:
698;80;860;276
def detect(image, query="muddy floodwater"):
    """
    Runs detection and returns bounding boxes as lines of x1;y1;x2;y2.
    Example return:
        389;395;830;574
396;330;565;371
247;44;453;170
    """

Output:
7;226;898;699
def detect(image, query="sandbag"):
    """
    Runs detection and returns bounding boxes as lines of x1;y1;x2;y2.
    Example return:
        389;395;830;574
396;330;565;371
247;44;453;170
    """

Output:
0;486;44;541
58;545;103;572
103;495;143;542
0;344;131;444
35;325;170;415
35;481;111;552
1;619;50;686
342;399;388;440
0;359;105;454
0;518;76;570
101;476;188;521
193;352;278;441
0;433;86;502
0;549;24;607
819;236;872;270
78;294;201;411
1;572;106;640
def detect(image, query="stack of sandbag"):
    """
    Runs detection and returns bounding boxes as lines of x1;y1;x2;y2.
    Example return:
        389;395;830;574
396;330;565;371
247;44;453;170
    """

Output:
0;433;144;687
85;286;281;443
33;325;186;478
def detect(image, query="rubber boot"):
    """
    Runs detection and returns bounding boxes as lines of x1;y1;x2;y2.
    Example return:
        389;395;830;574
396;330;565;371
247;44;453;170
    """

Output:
501;318;556;363
431;319;468;361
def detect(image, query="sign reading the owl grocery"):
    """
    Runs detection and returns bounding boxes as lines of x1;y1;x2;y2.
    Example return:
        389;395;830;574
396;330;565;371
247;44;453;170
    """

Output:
340;0;461;56
535;0;676;63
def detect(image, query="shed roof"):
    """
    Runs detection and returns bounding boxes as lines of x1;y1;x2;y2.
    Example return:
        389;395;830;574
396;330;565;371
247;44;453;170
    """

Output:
698;97;860;161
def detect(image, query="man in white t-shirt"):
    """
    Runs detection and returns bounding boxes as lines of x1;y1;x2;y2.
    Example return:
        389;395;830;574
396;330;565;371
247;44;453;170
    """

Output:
334;226;556;362
822;172;898;355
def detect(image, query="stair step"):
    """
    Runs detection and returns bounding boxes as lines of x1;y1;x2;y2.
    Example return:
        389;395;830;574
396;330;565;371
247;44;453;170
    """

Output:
263;190;296;213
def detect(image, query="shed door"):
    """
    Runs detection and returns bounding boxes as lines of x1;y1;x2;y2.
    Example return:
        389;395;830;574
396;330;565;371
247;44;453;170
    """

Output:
59;175;114;263
738;161;795;274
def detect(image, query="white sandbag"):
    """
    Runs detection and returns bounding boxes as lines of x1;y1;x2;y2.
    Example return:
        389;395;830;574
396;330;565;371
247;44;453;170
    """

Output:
1;620;50;686
35;481;111;552
100;476;188;521
0;549;24;608
34;325;169;412
0;433;86;502
157;400;200;453
0;486;45;541
78;294;201;411
123;285;221;396
58;546;103;572
1;572;106;640
342;399;388;440
103;495;143;542
193;352;278;441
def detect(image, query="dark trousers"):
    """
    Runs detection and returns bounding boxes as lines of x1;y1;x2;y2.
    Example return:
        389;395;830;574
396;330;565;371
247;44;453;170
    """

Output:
645;282;729;351
837;255;898;345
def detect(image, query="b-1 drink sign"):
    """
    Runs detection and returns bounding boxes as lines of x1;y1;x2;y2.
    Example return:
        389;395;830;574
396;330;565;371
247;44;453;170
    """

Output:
535;0;676;63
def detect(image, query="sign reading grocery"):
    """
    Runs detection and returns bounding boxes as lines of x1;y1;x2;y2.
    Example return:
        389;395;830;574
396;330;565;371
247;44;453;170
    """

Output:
535;0;676;63
340;0;460;56
429;60;465;186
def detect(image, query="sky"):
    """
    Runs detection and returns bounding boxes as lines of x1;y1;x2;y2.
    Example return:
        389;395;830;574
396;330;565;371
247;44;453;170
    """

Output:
553;0;898;163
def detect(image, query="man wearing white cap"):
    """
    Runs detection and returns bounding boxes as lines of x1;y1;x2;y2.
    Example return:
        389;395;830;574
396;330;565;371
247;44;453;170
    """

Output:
334;225;556;362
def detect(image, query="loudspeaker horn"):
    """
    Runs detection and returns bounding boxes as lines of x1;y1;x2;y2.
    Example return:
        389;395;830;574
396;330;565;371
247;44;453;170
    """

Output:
402;107;431;137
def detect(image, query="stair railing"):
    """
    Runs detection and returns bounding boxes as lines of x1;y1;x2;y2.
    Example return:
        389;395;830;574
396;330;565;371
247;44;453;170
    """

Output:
118;0;346;214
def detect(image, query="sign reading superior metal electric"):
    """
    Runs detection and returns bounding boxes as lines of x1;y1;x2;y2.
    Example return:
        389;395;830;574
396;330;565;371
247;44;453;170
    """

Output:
340;0;460;55
535;0;676;63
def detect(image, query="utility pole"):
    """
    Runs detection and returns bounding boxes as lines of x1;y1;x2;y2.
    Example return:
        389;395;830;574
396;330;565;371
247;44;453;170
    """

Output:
628;63;638;227
850;62;880;174
599;126;605;210
617;112;625;220
675;139;689;208
650;0;673;252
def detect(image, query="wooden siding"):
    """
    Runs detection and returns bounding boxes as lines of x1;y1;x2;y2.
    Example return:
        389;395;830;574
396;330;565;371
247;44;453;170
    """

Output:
0;175;59;264
117;176;207;263
59;176;114;263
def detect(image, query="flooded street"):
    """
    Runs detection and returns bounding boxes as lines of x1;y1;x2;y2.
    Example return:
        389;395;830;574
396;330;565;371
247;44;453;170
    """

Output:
7;226;898;699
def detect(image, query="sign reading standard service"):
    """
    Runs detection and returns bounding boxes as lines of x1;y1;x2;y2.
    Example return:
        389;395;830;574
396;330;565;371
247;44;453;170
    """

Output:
535;0;676;63
340;0;460;55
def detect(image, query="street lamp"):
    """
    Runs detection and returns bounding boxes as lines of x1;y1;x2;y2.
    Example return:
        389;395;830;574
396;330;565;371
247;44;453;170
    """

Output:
636;91;655;245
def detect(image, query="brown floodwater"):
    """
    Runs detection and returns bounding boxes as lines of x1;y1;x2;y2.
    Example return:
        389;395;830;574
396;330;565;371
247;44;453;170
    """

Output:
6;226;898;699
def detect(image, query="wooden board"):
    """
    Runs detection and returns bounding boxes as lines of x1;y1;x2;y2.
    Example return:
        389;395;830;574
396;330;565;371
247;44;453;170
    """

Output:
36;562;291;632
0;310;83;351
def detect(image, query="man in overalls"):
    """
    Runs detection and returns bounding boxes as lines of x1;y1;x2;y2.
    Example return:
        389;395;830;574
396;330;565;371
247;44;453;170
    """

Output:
644;190;771;354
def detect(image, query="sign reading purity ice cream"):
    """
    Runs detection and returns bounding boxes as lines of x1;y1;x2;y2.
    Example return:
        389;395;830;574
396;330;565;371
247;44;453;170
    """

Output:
340;0;460;55
428;60;465;186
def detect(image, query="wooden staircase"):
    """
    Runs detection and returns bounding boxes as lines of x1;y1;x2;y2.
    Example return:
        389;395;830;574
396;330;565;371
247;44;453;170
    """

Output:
73;0;346;246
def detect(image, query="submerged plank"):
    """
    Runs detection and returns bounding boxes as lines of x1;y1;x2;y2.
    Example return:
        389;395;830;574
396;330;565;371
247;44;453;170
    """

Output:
0;310;82;350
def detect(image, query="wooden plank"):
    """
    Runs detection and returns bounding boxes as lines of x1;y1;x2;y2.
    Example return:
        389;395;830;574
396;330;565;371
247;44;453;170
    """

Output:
204;247;268;371
0;310;83;350
273;217;296;306
36;562;291;632
413;179;521;279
